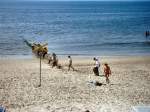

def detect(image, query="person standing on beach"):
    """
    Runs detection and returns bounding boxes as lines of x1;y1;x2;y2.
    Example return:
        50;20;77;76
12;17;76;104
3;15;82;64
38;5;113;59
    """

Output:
52;53;58;68
68;56;75;71
93;57;100;76
104;63;111;84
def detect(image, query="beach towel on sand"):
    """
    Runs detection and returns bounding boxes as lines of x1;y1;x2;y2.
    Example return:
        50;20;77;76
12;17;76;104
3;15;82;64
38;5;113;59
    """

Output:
87;81;103;87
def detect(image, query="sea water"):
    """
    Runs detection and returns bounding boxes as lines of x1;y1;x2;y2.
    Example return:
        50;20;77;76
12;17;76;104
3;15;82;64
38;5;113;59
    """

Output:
0;1;150;56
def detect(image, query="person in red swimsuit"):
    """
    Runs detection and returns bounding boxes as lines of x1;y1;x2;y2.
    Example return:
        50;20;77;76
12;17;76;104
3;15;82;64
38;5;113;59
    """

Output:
104;63;111;84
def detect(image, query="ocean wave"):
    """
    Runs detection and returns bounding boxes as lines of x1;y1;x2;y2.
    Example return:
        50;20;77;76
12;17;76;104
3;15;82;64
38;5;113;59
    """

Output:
83;41;150;47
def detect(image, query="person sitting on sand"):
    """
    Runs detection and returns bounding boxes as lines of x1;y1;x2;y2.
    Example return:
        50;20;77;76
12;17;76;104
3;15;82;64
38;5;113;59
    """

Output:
68;56;75;71
93;57;100;76
104;63;111;84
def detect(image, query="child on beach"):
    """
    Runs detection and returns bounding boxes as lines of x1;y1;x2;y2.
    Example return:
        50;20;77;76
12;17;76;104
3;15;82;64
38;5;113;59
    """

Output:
104;63;111;84
68;56;75;71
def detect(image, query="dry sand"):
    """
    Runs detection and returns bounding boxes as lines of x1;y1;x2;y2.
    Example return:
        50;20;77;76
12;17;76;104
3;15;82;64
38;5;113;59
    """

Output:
0;56;150;112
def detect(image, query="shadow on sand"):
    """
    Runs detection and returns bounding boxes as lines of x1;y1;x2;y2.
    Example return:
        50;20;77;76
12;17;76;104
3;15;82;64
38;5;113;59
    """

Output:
87;81;106;87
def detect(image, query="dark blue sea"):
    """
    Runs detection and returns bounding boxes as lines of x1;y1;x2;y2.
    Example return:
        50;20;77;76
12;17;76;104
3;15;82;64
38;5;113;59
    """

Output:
0;1;150;57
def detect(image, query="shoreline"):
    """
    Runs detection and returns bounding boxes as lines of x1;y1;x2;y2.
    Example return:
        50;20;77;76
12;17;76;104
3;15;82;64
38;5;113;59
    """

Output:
0;54;150;59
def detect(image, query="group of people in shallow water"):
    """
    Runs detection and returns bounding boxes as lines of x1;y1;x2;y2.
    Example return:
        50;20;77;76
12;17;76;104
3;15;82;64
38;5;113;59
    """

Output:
31;43;111;84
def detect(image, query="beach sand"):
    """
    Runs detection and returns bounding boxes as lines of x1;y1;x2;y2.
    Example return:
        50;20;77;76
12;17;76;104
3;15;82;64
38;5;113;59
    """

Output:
0;56;150;112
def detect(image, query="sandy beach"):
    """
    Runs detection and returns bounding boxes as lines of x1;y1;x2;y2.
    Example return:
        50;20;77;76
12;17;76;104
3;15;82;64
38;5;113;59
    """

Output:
0;56;150;112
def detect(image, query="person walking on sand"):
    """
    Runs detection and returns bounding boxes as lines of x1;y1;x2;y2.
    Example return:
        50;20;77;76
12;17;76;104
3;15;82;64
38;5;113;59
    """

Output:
68;56;75;71
52;53;58;68
104;63;111;84
93;57;100;76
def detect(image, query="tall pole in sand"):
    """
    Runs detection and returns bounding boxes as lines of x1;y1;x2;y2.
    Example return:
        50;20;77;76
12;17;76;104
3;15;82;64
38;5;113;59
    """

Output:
38;52;42;87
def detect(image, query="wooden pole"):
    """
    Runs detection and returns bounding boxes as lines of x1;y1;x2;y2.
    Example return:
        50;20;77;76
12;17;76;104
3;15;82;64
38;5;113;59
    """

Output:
38;53;42;87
